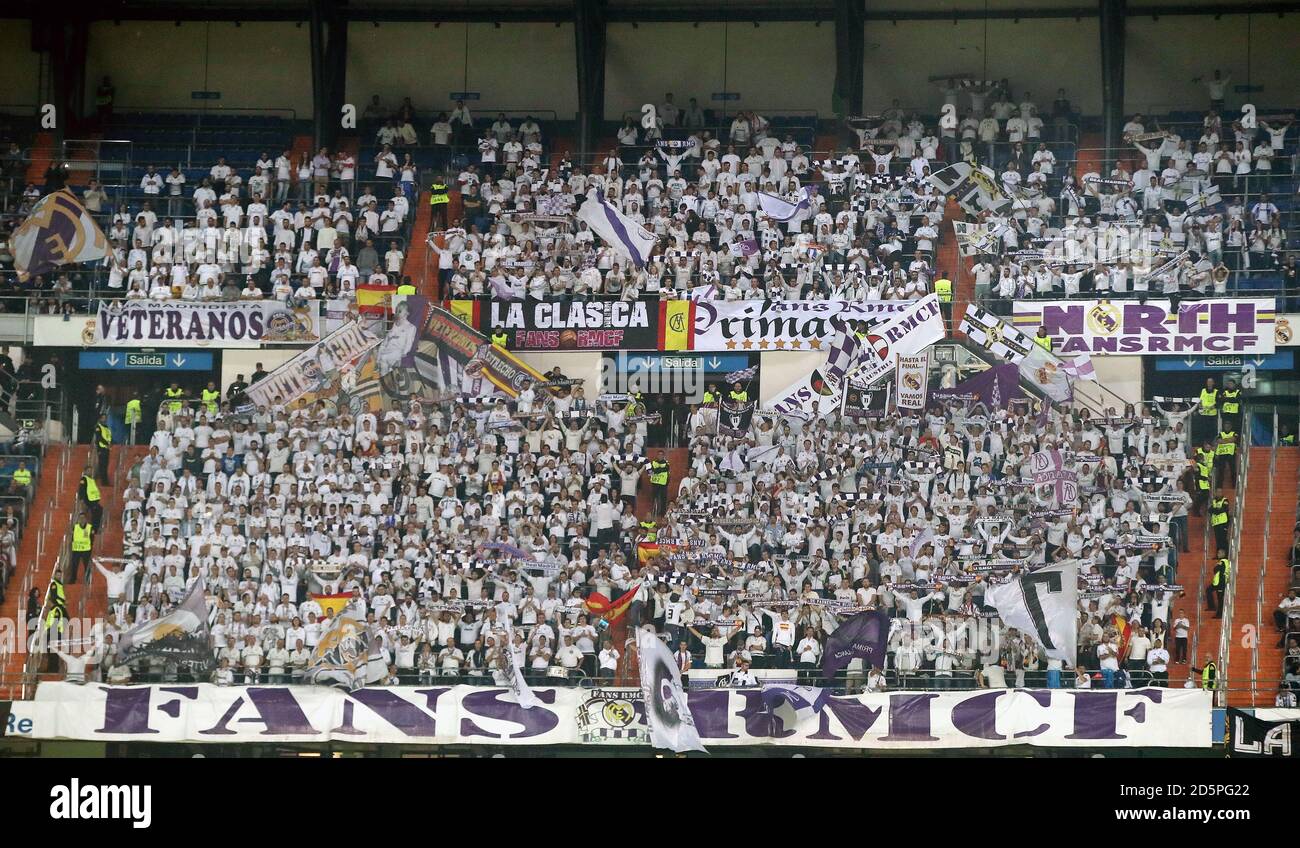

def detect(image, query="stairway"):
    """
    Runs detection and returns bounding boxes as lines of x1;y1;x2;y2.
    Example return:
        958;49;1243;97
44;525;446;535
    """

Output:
1167;505;1218;686
74;445;150;626
400;190;435;296
1073;132;1104;179
0;444;88;699
1226;447;1299;706
938;198;966;336
24;131;56;185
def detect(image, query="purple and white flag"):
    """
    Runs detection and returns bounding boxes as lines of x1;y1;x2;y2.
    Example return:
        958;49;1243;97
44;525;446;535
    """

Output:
1062;353;1097;381
576;189;658;269
729;237;760;257
757;186;817;224
1030;448;1078;506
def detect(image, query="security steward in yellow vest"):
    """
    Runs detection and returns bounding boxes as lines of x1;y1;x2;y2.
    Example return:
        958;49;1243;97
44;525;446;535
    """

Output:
1193;443;1215;514
70;511;95;583
1210;496;1230;552
95;414;113;483
639;519;658;543
702;384;719;405
11;461;31;489
934;277;953;303
1206;550;1231;618
649;452;671;516
201;381;221;417
1215;426;1238;489
490;330;509;348
728;386;749;405
1193;656;1218;691
79;471;103;530
396;278;417;296
165;382;185;415
1219;375;1242;425
429;178;451;228
124;396;142;439
1034;326;1053;352
44;575;67;649
1196;377;1219;444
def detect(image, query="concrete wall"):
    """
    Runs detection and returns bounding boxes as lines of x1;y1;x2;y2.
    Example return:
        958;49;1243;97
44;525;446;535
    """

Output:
515;351;602;396
605;22;835;121
346;23;577;120
759;351;820;405
220;347;300;391
84;21;312;116
0;20;40;110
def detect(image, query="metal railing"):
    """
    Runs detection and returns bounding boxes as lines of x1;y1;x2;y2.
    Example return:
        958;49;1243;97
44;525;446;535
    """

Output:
1217;412;1251;707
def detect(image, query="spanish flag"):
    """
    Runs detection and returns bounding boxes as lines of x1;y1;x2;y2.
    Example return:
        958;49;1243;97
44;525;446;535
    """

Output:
658;300;694;350
584;583;641;622
356;283;394;314
313;593;353;618
1112;612;1133;662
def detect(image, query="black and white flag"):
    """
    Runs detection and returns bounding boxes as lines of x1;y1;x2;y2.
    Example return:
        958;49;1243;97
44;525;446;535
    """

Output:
717;400;755;438
637;629;706;753
985;560;1078;664
841;381;889;418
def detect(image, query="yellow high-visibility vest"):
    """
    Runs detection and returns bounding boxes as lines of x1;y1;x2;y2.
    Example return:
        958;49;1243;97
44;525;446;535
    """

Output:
429;183;450;206
1220;389;1240;415
702;390;716;404
1212;558;1232;586
396;283;417;295
1034;334;1053;351
72;523;93;552
1210;499;1229;526
491;331;508;347
934;278;953;302
650;460;669;486
96;423;111;449
1198;388;1218;416
11;467;31;487
124;398;142;424
1216;431;1237;456
165;386;184;413
1201;661;1217;690
201;388;220;414
83;475;101;502
728;389;748;404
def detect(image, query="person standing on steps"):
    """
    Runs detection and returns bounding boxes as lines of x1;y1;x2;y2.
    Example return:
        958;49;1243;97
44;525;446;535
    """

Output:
95;413;113;484
69;513;95;584
79;466;103;531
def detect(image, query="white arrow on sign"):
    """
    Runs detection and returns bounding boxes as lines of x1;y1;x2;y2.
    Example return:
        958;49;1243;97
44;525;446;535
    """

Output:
106;354;119;367
708;357;721;368
1252;357;1265;367
1183;357;1196;368
172;354;187;367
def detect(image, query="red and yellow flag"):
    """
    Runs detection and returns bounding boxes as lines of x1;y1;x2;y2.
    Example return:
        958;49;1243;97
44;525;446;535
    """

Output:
313;593;353;618
356;284;394;314
584;584;640;622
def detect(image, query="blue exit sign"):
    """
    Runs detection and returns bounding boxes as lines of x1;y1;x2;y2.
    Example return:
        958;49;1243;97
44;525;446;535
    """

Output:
79;350;215;371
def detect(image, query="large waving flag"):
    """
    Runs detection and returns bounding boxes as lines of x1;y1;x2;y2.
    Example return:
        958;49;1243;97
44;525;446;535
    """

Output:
502;620;540;709
303;603;387;689
822;609;890;679
13;189;109;281
116;579;212;668
757;186;816;224
637;628;707;753
985;560;1079;664
576;189;658;269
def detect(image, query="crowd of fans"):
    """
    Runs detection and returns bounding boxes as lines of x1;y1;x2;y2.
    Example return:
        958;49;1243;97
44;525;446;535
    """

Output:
56;363;1233;692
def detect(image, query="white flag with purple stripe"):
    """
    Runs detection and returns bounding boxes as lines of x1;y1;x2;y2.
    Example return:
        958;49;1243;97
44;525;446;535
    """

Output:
757;186;817;224
576;189;658;269
1062;353;1097;381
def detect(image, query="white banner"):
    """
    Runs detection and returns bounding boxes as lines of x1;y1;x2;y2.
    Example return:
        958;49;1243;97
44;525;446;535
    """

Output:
20;682;1211;749
1013;298;1276;356
244;322;380;409
895;351;930;410
689;300;915;351
93;301;323;348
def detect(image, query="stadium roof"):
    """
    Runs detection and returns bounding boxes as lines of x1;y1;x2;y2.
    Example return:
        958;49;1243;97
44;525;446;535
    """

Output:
57;0;1300;23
